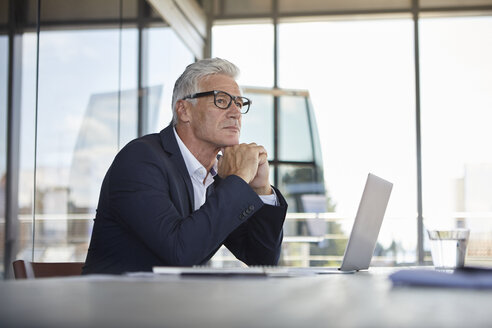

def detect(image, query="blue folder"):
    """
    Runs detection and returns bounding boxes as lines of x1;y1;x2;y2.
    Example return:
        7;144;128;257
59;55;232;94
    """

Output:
389;267;492;289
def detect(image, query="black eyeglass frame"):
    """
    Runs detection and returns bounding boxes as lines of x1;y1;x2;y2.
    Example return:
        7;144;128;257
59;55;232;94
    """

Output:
182;90;251;114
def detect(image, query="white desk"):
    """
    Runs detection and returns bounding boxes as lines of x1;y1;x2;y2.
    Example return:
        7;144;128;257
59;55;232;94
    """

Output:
0;268;491;327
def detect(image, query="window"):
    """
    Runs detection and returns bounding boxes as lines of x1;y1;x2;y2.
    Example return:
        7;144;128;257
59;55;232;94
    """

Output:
17;33;38;263
4;0;492;274
279;95;313;162
145;27;194;133
420;16;492;265
212;20;416;266
2;0;198;275
212;23;274;87
277;19;417;265
18;28;138;262
239;91;274;159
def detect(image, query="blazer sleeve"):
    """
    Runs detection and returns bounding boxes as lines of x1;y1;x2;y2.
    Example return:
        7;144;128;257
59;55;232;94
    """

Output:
223;186;287;266
107;140;272;266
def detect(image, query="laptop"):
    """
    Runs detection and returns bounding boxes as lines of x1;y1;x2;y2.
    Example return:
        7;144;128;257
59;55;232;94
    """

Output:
290;172;393;274
153;173;392;277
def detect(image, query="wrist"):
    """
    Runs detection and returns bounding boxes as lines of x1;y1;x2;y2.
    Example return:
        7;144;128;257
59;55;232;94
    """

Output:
253;185;273;195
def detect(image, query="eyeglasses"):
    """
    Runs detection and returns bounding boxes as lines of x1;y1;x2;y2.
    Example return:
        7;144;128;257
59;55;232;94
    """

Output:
182;90;251;114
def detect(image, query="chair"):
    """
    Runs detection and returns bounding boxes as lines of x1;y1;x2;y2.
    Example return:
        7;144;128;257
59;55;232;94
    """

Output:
12;260;85;280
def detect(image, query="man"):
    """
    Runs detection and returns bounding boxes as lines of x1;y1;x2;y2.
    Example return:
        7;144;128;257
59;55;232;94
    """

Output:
83;58;288;274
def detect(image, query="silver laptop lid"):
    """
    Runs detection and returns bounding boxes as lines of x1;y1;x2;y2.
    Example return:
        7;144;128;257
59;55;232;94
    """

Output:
339;173;393;271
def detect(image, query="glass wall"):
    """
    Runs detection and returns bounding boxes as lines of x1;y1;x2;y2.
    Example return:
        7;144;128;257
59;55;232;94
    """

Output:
213;21;333;266
420;16;492;265
21;28;138;262
4;1;492;274
145;27;195;132
279;19;417;265
212;23;274;87
17;32;37;264
278;96;313;162
212;13;492;266
213;19;417;266
239;91;274;159
3;0;195;276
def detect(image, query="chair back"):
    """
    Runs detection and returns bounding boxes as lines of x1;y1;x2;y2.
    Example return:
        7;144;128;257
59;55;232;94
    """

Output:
12;260;84;279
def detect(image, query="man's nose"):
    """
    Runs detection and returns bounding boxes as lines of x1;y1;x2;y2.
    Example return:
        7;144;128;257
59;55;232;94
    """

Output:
227;102;242;117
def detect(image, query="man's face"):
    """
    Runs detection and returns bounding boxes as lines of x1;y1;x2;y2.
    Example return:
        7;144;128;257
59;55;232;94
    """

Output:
186;74;242;149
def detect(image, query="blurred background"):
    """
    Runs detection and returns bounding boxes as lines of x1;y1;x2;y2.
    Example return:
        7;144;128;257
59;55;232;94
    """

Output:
1;0;491;278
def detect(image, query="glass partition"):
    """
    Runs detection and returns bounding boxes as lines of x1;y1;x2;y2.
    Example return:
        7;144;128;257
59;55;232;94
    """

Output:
279;95;313;162
18;33;38;264
3;0;200;271
1;0;199;276
145;27;194;132
4;0;492;276
420;16;492;266
207;86;327;267
278;19;417;266
16;27;139;262
212;23;274;88
240;92;274;160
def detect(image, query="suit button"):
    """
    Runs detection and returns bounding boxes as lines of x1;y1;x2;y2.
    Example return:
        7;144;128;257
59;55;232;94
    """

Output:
245;205;254;214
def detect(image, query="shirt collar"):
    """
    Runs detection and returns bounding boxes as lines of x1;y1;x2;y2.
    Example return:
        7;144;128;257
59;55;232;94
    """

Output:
173;127;218;183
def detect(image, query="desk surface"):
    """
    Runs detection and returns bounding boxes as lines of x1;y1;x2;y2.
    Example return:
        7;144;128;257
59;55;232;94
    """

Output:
1;268;491;328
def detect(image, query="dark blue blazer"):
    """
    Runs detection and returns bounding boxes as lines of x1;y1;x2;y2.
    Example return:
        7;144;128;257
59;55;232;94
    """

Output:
83;125;287;274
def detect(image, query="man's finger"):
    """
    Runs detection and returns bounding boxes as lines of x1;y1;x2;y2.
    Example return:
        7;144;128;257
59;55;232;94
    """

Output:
258;152;268;165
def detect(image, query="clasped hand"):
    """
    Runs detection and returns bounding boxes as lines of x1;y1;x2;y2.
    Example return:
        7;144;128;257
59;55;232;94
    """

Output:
217;143;272;195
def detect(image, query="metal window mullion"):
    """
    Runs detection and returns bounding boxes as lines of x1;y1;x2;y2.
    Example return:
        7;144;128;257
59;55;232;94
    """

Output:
137;0;145;137
272;0;279;187
30;0;42;262
412;0;424;265
304;97;318;182
4;0;24;279
117;0;123;149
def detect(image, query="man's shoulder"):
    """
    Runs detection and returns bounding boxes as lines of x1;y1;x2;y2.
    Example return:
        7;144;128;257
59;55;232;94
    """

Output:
112;132;173;168
106;132;174;183
122;133;161;154
109;126;180;171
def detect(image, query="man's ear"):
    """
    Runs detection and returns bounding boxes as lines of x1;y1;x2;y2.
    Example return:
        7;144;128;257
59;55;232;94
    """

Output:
176;99;191;123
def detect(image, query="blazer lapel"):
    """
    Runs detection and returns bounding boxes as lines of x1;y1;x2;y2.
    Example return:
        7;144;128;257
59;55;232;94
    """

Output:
159;124;194;211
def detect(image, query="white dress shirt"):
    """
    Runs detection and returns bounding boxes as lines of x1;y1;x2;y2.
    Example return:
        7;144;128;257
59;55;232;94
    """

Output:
173;128;277;211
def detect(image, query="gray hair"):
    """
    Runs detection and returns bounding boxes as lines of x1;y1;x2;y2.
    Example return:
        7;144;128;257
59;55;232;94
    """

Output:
171;57;240;126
